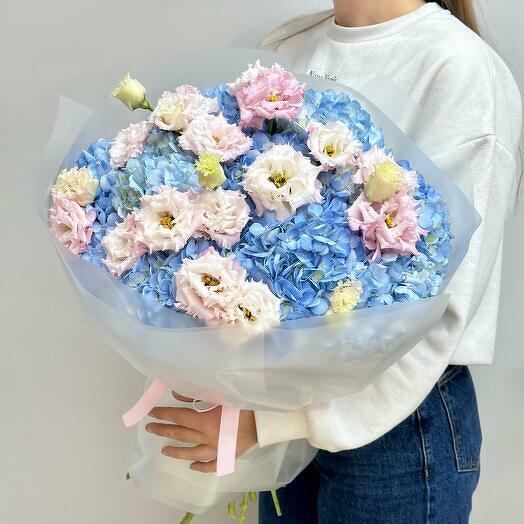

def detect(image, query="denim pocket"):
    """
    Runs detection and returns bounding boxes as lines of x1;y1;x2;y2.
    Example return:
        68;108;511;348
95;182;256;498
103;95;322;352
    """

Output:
437;366;482;472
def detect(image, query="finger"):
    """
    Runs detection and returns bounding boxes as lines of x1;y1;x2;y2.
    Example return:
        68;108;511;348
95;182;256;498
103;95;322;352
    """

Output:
148;407;204;429
190;459;217;473
161;445;216;462
145;423;206;445
172;391;194;402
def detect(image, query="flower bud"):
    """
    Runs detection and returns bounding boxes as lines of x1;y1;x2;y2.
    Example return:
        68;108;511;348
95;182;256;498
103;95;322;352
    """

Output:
195;153;226;189
112;73;151;111
364;161;403;203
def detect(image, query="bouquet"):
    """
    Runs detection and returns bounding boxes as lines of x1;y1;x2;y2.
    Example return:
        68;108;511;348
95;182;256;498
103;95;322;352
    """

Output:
42;52;479;521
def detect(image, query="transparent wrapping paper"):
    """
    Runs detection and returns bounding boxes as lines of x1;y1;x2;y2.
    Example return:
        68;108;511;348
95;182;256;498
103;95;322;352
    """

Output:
40;49;480;516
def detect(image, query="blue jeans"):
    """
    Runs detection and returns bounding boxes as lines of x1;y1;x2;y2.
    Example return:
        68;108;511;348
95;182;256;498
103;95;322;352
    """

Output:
259;366;481;523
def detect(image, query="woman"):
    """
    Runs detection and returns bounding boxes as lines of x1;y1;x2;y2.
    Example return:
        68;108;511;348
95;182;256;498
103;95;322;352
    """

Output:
145;1;522;522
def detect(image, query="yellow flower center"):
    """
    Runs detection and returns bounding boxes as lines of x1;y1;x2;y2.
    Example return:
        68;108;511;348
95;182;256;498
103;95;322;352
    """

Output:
385;214;395;228
268;92;280;102
240;306;256;322
212;135;221;145
202;274;220;287
159;214;175;229
269;171;287;188
323;144;337;157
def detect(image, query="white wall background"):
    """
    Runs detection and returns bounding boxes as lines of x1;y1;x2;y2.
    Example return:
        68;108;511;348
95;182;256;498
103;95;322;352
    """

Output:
0;1;522;523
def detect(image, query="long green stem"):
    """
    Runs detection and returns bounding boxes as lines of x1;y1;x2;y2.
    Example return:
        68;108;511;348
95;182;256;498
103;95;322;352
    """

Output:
271;490;283;517
179;512;195;524
238;493;250;524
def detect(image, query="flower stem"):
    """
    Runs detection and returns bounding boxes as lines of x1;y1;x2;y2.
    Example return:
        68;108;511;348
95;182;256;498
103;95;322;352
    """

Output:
268;118;277;135
228;492;257;524
227;500;237;518
271;490;283;517
140;99;154;112
238;493;250;524
179;512;195;524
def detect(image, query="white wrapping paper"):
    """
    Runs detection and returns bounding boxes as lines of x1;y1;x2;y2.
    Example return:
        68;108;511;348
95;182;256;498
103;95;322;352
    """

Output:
40;49;480;516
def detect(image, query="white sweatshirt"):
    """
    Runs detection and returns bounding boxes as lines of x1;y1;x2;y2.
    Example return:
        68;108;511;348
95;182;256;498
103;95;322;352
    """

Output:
255;3;522;452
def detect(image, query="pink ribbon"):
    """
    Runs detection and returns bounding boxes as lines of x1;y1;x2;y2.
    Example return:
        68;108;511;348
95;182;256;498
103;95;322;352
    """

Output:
122;380;168;428
216;404;240;477
122;380;240;476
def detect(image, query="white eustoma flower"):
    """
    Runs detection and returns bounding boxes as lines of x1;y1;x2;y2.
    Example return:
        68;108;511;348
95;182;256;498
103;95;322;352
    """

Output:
150;85;218;132
135;186;202;253
179;113;252;162
242;144;323;220
51;167;99;206
225;280;281;334
174;247;246;325
109;120;152;169
195;188;251;249
307;121;362;170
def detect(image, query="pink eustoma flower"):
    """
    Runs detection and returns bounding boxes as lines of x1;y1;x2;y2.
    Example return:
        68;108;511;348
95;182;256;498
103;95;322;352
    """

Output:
49;195;96;255
101;213;148;277
232;63;305;129
179;114;252;162
347;190;426;261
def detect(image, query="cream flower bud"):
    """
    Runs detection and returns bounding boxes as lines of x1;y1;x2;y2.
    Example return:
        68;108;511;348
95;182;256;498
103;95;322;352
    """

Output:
330;280;363;313
364;162;404;203
112;73;151;111
51;167;99;207
195;153;226;189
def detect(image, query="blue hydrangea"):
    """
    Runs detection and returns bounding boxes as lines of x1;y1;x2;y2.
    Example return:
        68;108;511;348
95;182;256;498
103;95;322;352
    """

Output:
122;239;214;308
235;198;366;320
318;170;357;201
359;263;394;306
267;129;310;156
75;138;112;179
74;140;121;246
112;130;200;217
301;89;384;150
413;171;453;269
202;84;240;124
81;242;107;269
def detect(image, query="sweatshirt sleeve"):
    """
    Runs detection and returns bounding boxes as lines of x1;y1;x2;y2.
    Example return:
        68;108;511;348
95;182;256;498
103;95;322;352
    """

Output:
255;135;520;451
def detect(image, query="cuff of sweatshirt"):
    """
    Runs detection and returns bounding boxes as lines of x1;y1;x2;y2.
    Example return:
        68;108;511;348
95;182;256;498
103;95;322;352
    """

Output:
255;409;310;447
